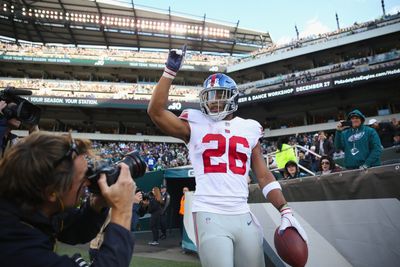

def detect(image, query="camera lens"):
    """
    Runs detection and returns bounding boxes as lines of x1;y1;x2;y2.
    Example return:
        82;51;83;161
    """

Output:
87;152;147;194
122;152;147;178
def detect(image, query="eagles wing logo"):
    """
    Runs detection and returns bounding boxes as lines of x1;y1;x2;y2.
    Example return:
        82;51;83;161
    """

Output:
348;131;365;142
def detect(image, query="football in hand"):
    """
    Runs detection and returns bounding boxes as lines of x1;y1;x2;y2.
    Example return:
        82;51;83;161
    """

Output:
274;227;308;267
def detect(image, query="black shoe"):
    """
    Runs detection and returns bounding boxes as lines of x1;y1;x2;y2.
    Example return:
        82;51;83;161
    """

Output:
160;234;166;240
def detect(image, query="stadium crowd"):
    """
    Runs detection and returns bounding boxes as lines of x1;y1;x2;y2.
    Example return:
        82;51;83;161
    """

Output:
0;41;233;67
91;140;189;171
0;78;201;101
1;47;397;102
1;49;398;102
236;12;400;64
239;50;400;94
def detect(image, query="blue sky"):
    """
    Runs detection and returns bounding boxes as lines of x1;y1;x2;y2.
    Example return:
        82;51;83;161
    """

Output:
112;0;400;44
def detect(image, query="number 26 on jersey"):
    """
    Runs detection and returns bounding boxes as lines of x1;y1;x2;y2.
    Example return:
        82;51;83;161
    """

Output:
202;133;249;175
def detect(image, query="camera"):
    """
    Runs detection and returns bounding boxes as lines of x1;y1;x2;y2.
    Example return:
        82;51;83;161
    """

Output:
86;152;147;194
0;87;41;125
341;120;352;127
135;188;152;201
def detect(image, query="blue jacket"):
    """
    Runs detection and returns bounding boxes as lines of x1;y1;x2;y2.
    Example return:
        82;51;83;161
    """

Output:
0;198;135;267
334;110;382;169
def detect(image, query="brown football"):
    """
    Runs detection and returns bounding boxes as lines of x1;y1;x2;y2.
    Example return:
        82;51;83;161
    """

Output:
274;227;308;267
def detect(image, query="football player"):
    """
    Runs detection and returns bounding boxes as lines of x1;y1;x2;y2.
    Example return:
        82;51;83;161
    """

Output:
148;46;308;267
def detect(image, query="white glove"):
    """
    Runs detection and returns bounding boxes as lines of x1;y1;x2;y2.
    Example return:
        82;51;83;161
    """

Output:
279;207;308;243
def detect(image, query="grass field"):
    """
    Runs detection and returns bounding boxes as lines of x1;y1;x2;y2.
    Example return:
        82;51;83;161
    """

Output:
57;243;201;267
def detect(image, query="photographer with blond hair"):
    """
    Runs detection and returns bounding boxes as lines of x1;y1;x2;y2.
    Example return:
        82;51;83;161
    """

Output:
0;132;138;267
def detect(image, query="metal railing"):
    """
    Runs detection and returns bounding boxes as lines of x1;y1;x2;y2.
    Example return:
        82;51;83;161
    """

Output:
264;144;328;177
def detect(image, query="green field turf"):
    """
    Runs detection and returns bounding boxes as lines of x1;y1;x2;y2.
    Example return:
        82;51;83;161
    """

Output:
56;243;201;267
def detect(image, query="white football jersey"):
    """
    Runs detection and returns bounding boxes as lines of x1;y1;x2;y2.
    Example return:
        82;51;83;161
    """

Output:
179;109;263;214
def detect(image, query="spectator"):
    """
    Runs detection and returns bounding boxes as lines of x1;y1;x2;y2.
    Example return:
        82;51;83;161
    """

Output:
298;134;312;150
275;137;297;169
159;184;170;240
154;158;166;170
309;145;319;172
283;160;308;179
390;117;399;131
0;132;137;267
267;155;277;169
335;109;382;169
316;156;340;175
368;118;396;148
145;153;156;171
315;131;334;157
298;150;312;171
394;131;400;146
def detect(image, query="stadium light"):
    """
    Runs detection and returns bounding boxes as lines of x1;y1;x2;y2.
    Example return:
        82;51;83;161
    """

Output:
3;5;231;39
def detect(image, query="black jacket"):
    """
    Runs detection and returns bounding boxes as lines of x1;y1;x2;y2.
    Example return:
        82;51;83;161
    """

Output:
160;192;170;215
315;139;334;157
0;198;135;267
147;198;162;216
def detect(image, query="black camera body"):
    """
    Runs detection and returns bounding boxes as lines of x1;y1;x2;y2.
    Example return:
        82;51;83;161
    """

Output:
135;188;152;201
341;120;352;127
86;152;147;194
0;87;41;125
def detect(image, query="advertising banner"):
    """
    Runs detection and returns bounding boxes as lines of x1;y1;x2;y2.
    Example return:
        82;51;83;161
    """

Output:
0;55;225;72
22;95;198;110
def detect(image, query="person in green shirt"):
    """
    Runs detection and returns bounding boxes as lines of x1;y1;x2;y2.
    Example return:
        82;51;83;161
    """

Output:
334;109;382;169
275;137;297;169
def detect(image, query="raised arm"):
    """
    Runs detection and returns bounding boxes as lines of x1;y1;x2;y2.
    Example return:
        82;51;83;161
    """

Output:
147;46;190;143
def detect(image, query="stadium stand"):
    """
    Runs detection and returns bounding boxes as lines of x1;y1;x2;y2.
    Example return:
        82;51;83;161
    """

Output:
0;77;201;101
0;41;234;66
236;12;400;63
238;50;400;94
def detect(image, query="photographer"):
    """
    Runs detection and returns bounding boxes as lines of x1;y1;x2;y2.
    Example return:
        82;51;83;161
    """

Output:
141;187;163;246
0;132;137;267
335;109;382;169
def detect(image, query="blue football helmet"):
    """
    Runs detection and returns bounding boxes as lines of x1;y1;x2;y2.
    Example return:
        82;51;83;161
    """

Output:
200;73;239;121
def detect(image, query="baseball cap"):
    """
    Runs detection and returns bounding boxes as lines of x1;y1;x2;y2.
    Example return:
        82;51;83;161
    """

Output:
368;118;378;125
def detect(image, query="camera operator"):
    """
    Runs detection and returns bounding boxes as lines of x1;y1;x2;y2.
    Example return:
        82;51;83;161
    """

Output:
0;132;137;267
0;87;41;157
141;187;163;246
0;101;20;157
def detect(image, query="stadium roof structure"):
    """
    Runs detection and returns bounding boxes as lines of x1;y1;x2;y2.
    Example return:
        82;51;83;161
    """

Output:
0;0;272;54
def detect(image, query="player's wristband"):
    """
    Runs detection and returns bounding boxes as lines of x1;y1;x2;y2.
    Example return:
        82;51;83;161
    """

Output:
278;203;290;213
262;181;281;199
162;66;177;79
280;206;292;215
